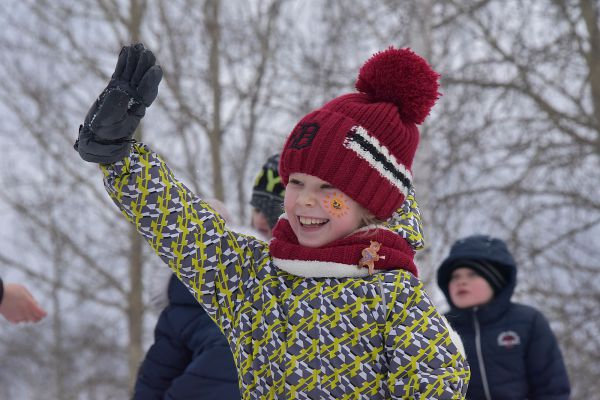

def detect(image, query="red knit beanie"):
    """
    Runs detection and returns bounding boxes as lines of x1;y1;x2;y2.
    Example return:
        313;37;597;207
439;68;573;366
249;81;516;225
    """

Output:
279;47;440;220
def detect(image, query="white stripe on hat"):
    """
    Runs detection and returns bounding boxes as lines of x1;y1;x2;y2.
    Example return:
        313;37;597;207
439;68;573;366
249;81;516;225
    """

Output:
343;125;412;196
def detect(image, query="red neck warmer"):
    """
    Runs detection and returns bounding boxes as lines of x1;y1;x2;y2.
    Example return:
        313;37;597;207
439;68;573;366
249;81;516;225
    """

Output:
269;218;418;278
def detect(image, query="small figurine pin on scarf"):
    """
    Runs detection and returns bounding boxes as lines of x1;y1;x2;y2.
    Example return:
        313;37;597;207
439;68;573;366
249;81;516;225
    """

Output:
359;241;385;274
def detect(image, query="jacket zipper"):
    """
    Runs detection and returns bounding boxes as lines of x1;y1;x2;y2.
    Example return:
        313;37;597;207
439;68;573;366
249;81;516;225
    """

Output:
378;278;388;319
473;307;492;400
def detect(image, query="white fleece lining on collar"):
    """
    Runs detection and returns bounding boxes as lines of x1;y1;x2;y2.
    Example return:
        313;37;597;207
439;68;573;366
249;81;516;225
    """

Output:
272;258;371;278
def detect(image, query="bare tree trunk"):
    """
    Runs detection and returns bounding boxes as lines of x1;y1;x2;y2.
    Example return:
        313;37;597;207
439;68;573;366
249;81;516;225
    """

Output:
580;0;600;138
407;0;436;284
205;0;224;200
126;0;146;392
127;226;145;392
233;0;282;223
51;228;68;400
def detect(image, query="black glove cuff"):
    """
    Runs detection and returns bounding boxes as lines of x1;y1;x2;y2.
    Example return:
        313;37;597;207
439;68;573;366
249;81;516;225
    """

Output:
74;125;136;163
74;125;135;147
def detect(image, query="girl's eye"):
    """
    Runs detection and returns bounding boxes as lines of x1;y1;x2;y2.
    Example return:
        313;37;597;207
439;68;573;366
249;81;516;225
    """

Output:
321;184;334;190
289;179;302;186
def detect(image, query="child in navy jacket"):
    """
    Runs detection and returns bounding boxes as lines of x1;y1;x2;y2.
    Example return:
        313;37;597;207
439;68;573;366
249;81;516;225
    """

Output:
437;235;570;399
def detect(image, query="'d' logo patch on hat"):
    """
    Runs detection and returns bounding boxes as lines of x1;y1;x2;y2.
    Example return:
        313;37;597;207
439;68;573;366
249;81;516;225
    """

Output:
291;122;320;149
497;331;521;349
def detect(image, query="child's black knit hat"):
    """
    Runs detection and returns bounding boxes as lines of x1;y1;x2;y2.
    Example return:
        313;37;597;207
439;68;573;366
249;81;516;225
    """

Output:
449;259;507;293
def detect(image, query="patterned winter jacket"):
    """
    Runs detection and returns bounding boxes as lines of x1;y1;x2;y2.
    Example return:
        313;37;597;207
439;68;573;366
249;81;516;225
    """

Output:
101;143;469;399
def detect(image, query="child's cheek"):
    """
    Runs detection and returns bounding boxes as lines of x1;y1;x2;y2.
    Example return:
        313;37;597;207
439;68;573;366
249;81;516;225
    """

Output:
323;191;350;218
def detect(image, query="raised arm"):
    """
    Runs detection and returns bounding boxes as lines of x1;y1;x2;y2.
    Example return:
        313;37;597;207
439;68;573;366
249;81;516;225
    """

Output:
100;143;269;334
75;44;269;335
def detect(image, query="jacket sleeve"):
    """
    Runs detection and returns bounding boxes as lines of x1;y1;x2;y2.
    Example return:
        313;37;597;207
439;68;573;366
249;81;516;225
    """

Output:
384;271;470;399
526;311;571;400
100;143;270;336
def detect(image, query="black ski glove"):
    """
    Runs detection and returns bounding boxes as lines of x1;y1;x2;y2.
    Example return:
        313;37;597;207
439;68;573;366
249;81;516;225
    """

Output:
75;43;163;163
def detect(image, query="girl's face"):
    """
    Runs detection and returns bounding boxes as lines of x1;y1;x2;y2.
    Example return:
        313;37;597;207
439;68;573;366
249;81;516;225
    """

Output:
284;172;365;248
448;267;494;309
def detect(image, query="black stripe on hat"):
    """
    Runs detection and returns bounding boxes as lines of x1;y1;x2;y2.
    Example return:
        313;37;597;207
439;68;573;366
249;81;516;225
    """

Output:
344;127;412;191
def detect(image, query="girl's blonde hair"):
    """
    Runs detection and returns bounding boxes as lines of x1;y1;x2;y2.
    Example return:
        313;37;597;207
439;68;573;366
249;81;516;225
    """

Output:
361;212;385;228
356;211;386;239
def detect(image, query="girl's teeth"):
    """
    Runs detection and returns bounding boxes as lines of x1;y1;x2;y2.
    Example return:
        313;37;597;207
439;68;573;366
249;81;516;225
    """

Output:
299;216;328;226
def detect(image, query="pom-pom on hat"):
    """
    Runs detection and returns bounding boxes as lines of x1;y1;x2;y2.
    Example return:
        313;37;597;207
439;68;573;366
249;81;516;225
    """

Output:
279;47;440;220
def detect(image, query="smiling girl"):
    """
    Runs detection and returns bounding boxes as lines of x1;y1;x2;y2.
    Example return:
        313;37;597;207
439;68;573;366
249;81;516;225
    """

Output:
78;44;469;399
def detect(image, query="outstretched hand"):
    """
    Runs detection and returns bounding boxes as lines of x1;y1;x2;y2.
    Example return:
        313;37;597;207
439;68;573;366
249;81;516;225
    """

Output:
0;283;47;324
75;43;163;163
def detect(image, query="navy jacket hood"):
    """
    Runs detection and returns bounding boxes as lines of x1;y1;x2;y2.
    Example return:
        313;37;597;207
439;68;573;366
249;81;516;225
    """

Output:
437;235;517;323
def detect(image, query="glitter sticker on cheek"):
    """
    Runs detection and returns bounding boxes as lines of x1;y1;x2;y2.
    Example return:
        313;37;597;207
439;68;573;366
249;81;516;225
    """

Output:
323;192;350;218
